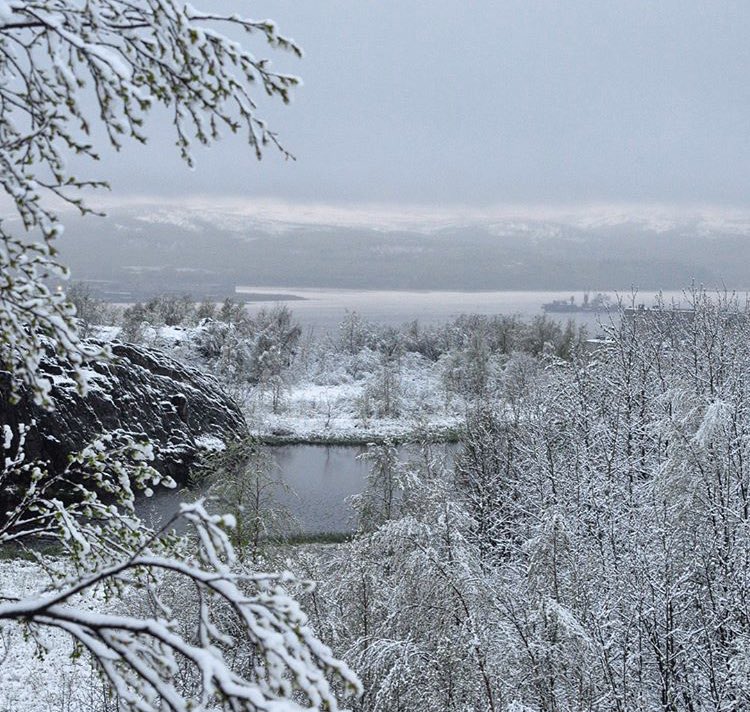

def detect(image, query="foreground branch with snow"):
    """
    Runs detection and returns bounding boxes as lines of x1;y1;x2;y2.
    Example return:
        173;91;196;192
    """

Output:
0;433;360;711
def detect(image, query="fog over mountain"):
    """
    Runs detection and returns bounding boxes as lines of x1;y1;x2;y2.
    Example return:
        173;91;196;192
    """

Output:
52;201;750;298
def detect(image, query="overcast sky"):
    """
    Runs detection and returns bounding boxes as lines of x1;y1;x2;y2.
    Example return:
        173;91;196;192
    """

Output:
92;1;750;211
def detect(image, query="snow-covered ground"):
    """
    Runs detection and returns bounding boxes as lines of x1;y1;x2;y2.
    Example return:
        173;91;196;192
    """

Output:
0;560;105;712
244;352;465;443
246;382;463;442
94;323;467;443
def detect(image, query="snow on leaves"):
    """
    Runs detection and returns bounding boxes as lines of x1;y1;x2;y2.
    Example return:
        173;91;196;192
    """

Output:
0;430;360;711
0;6;362;710
0;0;300;402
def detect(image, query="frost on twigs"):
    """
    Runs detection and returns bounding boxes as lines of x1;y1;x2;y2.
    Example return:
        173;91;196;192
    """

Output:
0;4;355;709
0;223;105;407
0;428;361;710
0;5;354;708
0;1;300;404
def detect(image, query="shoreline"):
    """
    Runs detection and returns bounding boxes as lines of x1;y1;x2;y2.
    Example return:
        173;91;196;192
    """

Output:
252;425;464;447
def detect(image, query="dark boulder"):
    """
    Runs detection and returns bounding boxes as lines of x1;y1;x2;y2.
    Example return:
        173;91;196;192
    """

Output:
1;341;247;483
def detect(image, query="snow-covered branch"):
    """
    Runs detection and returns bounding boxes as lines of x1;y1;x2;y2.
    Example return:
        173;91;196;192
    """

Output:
0;0;300;402
0;432;360;710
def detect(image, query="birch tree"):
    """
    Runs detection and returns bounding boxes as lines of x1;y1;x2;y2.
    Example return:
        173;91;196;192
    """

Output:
0;0;299;403
0;3;360;709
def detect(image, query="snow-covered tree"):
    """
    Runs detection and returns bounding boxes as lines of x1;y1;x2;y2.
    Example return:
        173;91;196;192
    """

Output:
0;3;361;709
0;430;360;710
0;0;299;403
191;437;294;562
352;440;407;530
307;450;501;712
296;291;750;711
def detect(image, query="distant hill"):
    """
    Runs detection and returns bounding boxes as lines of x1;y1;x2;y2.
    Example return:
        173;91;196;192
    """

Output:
53;204;750;297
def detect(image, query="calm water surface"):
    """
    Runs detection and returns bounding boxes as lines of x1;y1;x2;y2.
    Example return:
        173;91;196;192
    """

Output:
141;444;460;535
237;287;689;332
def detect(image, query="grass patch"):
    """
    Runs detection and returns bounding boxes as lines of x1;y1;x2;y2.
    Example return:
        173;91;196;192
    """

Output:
281;531;355;545
257;427;464;447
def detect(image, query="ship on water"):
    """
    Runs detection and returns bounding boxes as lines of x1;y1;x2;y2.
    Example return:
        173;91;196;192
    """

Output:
542;292;610;314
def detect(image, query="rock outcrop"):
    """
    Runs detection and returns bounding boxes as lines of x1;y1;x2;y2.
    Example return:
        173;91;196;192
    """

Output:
1;341;247;482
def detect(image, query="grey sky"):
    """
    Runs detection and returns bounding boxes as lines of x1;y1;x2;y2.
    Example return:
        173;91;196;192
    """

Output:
94;1;750;209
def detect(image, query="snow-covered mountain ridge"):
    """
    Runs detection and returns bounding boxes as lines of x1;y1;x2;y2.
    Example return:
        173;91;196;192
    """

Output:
53;202;750;294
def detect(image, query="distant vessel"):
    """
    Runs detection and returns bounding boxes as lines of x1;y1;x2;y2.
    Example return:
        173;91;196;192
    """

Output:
542;292;609;314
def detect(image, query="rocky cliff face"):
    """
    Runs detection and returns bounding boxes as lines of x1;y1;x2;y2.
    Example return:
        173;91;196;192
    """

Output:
1;342;247;482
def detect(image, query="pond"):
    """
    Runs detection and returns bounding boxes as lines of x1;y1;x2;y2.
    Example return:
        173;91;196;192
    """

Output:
139;443;460;536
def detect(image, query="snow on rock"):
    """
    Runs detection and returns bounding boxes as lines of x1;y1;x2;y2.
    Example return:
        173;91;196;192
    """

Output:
195;433;227;451
0;341;247;485
90;324;122;342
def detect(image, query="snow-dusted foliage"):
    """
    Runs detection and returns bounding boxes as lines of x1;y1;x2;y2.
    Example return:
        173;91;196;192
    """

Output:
293;290;750;711
191;437;295;561
0;431;360;710
120;304;585;443
0;1;299;402
0;5;364;709
297;444;500;712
